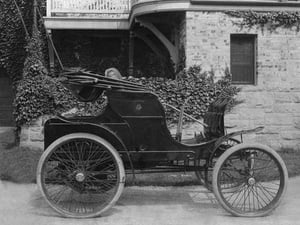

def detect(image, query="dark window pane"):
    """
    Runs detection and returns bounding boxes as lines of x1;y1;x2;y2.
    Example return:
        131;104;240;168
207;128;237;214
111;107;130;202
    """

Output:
231;35;256;84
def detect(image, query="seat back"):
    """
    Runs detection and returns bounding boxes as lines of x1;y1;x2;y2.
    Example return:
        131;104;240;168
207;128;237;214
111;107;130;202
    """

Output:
203;97;231;139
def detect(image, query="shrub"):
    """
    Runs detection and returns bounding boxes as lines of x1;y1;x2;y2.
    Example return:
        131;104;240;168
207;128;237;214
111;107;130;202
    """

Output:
50;76;107;116
13;27;52;126
14;75;54;125
124;66;240;122
14;63;239;125
0;0;33;84
14;73;107;125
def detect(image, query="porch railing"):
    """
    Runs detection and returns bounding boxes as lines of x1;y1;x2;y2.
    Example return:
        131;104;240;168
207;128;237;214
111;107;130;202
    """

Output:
48;0;131;15
47;0;299;17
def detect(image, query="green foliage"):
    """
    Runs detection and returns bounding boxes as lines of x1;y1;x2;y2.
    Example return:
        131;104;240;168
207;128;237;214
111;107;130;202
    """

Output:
14;24;52;126
50;77;107;116
226;11;300;31
13;28;108;125
14;75;54;125
14;73;106;125
14;61;238;125
0;0;33;83
23;28;46;78
124;66;240;122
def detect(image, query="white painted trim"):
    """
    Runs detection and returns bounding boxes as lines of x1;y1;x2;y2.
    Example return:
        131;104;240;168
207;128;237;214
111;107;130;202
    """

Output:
191;0;300;6
51;9;130;14
47;0;51;17
130;1;190;25
44;17;130;30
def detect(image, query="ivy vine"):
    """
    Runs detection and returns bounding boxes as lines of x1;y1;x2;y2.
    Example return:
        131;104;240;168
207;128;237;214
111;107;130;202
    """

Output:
0;0;33;84
225;11;300;31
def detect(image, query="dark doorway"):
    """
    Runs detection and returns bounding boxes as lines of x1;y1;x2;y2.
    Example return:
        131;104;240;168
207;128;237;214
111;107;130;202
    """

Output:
0;68;14;126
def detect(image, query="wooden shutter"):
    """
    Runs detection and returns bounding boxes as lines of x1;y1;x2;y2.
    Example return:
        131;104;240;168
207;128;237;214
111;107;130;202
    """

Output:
231;35;256;84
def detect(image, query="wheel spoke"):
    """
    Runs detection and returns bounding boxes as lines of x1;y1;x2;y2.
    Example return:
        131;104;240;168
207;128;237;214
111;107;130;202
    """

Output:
85;144;103;163
86;155;113;170
51;151;76;172
61;144;77;165
253;184;267;208
47;185;70;202
236;186;251;210
230;185;246;207
256;182;276;199
46;166;69;178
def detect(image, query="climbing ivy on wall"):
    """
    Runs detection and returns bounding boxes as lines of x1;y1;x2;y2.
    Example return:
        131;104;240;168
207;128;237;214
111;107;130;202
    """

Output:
13;18;51;126
0;0;33;83
226;11;300;31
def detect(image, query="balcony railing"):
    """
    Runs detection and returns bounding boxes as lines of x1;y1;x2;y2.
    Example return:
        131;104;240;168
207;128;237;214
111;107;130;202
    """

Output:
47;0;300;17
48;0;131;16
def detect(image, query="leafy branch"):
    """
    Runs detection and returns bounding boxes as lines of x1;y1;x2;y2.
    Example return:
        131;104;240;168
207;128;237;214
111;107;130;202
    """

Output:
226;11;300;31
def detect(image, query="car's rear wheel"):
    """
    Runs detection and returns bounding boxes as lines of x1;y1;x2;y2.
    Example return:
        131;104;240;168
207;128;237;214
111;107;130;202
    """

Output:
37;133;125;218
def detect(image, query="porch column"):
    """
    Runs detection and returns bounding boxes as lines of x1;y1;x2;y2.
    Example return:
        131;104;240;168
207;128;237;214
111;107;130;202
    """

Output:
47;29;55;74
128;31;135;76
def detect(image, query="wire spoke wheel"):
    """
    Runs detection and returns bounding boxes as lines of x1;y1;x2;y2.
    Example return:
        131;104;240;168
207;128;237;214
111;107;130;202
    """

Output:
212;144;288;217
37;133;125;218
196;138;240;191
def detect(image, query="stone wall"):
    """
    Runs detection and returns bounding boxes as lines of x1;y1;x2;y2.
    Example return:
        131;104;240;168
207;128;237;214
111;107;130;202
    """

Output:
185;11;300;150
20;116;51;149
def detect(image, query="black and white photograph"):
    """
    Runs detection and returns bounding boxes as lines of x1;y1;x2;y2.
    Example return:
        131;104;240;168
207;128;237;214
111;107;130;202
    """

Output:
0;0;299;224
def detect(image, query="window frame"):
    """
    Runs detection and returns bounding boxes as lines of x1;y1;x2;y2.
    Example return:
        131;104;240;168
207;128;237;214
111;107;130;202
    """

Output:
230;34;257;85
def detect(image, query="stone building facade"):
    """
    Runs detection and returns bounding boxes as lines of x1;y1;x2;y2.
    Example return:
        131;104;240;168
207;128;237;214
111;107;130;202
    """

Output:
184;11;300;150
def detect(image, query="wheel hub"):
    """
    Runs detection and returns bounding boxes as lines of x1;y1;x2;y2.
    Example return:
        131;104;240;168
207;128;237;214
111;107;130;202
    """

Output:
75;172;86;182
248;177;256;186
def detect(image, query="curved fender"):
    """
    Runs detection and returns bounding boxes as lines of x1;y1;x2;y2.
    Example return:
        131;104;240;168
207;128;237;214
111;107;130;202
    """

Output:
208;135;238;164
208;126;264;163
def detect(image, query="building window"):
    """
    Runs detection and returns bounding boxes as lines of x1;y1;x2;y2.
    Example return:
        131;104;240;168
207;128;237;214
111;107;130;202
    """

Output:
230;34;256;85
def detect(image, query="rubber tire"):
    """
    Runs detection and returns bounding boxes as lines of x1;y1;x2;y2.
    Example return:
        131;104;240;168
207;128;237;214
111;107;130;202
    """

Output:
212;143;288;217
37;133;125;218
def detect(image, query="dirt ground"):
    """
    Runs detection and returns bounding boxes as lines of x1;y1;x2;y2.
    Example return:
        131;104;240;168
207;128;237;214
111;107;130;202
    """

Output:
0;177;299;225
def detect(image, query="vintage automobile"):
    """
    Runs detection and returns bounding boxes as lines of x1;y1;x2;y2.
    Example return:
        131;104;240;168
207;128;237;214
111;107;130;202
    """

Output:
37;70;288;218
